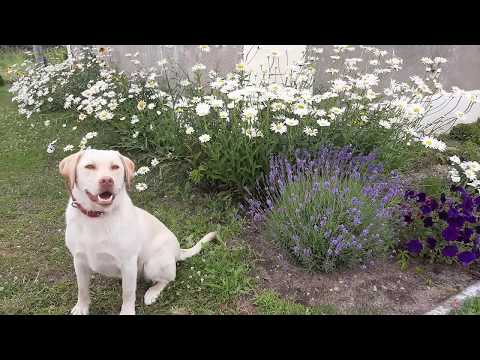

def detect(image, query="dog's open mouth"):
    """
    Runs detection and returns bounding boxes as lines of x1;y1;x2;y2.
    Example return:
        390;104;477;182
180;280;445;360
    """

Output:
86;190;115;206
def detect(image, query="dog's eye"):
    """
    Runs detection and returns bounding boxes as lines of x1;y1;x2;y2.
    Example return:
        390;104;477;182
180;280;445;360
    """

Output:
85;164;96;170
111;164;120;170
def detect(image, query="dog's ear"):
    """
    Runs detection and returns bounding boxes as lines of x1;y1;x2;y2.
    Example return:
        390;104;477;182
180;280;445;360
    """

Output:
118;153;135;190
59;150;84;191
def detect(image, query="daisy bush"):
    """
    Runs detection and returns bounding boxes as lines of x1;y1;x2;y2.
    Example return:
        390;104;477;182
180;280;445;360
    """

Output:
9;47;110;117
448;155;480;193
8;45;480;193
244;147;406;272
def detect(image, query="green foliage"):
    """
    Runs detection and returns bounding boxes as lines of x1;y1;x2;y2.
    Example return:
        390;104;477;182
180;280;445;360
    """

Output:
448;119;480;144
418;176;450;199
397;250;410;271
44;46;68;64
454;140;480;162
440;119;480;163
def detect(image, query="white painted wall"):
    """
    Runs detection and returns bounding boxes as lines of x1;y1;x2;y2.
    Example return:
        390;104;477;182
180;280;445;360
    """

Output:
74;45;480;133
422;95;480;133
244;45;306;82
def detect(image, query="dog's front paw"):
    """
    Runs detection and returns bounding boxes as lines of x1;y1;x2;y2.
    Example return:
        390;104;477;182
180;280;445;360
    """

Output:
119;305;135;315
71;302;89;315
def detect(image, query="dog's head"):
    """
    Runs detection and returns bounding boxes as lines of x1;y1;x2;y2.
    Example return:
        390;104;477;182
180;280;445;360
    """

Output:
59;149;135;207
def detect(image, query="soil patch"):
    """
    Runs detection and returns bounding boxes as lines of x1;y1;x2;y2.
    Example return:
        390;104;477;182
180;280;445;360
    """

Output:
245;225;480;315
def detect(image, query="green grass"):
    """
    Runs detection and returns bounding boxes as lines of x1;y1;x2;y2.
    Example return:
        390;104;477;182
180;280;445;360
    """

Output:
451;297;480;315
0;58;363;315
0;85;256;314
0;47;26;83
254;290;338;315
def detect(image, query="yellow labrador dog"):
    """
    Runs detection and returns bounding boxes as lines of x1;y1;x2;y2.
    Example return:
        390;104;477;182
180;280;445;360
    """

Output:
59;149;216;315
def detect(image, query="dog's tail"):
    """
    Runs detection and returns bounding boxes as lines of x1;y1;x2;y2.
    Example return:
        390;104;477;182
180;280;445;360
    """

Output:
178;232;217;261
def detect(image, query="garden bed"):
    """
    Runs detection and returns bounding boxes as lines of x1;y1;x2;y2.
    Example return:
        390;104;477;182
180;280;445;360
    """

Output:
245;225;480;315
3;45;480;315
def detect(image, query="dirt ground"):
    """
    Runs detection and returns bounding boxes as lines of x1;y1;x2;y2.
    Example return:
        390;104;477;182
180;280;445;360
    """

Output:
242;226;480;315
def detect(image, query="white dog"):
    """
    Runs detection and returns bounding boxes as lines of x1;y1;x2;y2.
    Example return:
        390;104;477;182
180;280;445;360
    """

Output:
59;149;216;315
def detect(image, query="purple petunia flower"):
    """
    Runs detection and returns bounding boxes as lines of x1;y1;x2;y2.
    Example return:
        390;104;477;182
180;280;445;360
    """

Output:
442;245;458;257
462;195;474;214
448;208;460;218
442;226;460;241
404;213;413;224
426;237;437;249
462;228;474;243
406;239;423;255
465;214;477;223
439;210;448;221
457;251;476;266
421;204;432;215
449;215;466;228
423;217;433;227
416;193;426;203
428;199;439;211
440;193;446;204
405;190;415;200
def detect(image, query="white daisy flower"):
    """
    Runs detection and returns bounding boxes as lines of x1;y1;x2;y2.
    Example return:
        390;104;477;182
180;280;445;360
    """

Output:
136;183;148;192
199;134;211;143
270;122;287;134
316;119;331;127
137;100;146;111
195;103;210;116
151;158;160;167
304;127;318;136
284;118;299;127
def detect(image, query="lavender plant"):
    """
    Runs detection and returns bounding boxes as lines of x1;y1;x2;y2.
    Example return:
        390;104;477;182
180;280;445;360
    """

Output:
245;147;405;272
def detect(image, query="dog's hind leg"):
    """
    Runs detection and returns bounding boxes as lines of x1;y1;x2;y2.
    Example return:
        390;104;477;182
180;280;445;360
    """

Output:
144;279;171;306
143;255;176;306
